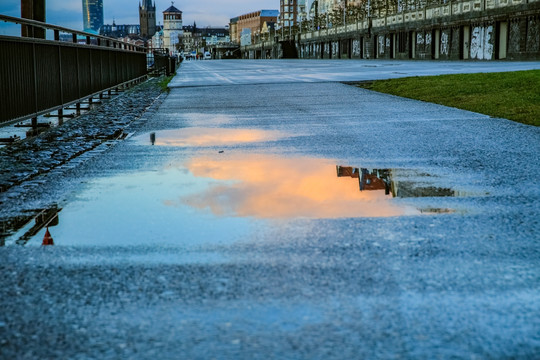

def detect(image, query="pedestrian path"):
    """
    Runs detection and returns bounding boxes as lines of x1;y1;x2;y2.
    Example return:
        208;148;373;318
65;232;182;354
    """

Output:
171;59;540;87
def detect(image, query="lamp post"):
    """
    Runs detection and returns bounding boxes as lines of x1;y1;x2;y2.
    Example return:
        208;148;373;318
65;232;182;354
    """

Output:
343;0;347;26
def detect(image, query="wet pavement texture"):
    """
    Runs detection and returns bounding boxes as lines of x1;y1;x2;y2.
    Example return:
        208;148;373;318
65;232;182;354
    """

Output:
173;59;540;86
1;60;540;359
0;78;164;196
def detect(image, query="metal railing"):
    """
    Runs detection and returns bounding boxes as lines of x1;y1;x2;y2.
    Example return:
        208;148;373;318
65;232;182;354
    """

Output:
0;15;148;127
151;49;179;76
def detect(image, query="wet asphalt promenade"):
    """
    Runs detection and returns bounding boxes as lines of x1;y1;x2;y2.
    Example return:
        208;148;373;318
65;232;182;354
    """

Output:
1;60;540;359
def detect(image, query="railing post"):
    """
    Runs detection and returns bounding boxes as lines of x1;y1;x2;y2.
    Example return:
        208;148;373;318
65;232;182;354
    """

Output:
76;47;81;101
58;44;64;114
32;43;38;132
21;0;45;39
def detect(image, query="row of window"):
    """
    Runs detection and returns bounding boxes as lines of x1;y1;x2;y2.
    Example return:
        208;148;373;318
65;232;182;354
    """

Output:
164;14;182;20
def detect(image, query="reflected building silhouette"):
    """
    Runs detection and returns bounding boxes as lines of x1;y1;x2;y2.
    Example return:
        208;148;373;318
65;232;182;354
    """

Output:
337;165;456;198
337;166;392;195
336;166;359;178
360;168;392;195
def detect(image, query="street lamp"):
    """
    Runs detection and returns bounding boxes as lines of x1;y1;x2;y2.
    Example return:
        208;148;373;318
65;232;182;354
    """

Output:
343;0;347;26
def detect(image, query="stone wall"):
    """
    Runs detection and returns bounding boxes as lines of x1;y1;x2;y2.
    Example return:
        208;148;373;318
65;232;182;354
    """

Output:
290;0;540;60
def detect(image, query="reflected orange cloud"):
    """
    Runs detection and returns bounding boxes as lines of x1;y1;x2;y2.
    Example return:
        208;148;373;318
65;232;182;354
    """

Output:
138;128;283;147
178;154;420;219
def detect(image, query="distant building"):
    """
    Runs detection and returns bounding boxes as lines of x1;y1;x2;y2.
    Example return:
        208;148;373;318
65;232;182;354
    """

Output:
180;25;230;58
306;0;364;19
232;10;279;45
280;0;298;28
162;4;183;55
82;0;104;34
151;27;164;51
261;21;276;39
229;17;239;45
139;0;157;39
100;22;140;38
198;27;230;45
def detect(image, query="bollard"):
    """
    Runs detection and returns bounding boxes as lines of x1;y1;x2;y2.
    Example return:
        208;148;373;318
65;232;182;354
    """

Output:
42;227;54;246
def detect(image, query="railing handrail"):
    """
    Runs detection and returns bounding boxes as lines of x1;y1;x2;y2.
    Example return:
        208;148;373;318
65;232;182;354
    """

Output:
0;14;146;52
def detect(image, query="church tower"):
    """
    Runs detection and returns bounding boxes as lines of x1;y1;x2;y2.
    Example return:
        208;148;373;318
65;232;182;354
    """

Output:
139;0;156;38
162;3;183;55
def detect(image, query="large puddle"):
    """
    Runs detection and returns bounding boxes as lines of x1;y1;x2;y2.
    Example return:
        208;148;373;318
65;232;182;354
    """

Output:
2;151;462;247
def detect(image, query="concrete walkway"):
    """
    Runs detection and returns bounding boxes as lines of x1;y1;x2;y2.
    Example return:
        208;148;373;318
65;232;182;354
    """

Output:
1;60;539;359
172;59;540;86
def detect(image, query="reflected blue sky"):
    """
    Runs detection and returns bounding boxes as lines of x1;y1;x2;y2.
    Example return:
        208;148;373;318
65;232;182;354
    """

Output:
28;166;262;248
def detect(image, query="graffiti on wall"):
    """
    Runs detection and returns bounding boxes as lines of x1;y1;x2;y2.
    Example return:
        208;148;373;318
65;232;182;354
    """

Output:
379;36;385;54
470;25;494;60
526;18;539;52
324;43;330;55
352;39;361;56
332;41;339;57
441;31;449;55
426;33;432;45
508;21;521;53
417;33;424;45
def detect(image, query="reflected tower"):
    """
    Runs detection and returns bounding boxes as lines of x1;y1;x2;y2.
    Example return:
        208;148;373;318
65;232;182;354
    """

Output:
82;0;104;34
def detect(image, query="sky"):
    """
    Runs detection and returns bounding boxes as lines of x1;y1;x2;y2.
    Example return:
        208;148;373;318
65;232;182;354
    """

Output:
0;0;278;35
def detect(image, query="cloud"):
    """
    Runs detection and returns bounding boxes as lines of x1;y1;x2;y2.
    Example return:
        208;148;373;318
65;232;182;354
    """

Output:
178;154;417;219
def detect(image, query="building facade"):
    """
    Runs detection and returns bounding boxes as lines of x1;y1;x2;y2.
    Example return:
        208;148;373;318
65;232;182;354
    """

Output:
82;0;104;34
229;17;239;45
139;0;156;39
100;22;140;38
280;0;298;28
233;10;279;45
162;5;183;55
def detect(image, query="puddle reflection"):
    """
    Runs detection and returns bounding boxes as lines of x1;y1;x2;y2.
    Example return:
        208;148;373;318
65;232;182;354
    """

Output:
1;156;460;247
0;205;61;246
134;128;284;147
178;155;420;219
337;166;456;198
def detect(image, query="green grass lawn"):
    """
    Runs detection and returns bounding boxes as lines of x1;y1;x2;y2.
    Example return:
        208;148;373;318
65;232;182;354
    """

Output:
357;70;540;126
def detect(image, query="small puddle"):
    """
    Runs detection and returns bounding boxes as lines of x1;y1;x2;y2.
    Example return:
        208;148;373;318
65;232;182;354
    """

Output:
132;128;284;147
